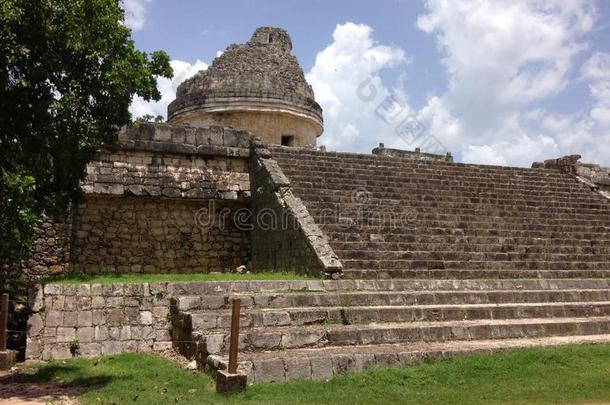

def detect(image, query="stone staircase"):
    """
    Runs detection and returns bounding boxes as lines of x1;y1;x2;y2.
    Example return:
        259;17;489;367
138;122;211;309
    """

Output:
172;148;610;382
273;147;610;279
171;279;610;382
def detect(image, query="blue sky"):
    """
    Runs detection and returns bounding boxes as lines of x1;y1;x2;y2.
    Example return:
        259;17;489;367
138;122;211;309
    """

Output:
126;0;610;167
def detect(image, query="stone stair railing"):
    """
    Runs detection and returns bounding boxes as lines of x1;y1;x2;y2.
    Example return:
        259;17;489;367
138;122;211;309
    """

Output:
248;140;342;278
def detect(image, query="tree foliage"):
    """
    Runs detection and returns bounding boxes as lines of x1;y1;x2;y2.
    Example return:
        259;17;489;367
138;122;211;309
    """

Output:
0;0;172;279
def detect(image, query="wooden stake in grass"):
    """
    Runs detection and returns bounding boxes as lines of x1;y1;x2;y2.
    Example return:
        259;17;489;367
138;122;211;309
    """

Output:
0;293;8;352
228;298;241;374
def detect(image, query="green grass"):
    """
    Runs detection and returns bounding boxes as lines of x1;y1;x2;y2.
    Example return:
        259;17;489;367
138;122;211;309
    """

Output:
22;344;610;404
42;272;313;285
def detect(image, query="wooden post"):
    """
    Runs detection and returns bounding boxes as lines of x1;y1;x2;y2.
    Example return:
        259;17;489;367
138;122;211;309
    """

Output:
216;297;247;393
0;293;8;352
228;298;241;374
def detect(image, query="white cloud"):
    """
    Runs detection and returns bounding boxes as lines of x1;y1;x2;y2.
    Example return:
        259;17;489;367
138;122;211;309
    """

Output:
582;52;610;127
129;59;207;120
306;23;409;151
121;0;151;32
581;51;610;80
414;0;609;166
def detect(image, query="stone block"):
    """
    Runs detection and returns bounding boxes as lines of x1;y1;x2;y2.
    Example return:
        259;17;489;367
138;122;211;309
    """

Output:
310;357;333;380
28;313;44;337
253;359;285;383
94;326;109;341
137;340;154;352
77;311;93;327
49;344;72;360
106;309;124;326
43;284;62;295
177;296;200;311
76;284;91;296
262;311;291;327
91;296;105;309
79;343;102;357
90;284;103;296
285;357;312;380
76;327;95;342
200;296;226;309
203;334;225;354
140;311;153;325
45;311;63;327
91;310;105;326
332;354;357;376
108;327;121;340
153;341;173;351
102;341;124;355
120;326;132;341
250;333;281;350
280;330;324;349
216;370;247;394
56;327;76;342
0;350;17;370
140;326;155;340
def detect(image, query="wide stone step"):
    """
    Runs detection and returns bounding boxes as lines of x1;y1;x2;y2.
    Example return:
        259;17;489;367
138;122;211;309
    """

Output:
320;229;610;241
166;279;610;298
175;289;610;313
304;205;610;223
300;197;610;217
335;250;610;263
271;151;568;178
332;241;610;255
207;334;610;382
188;302;610;330
197;316;610;354
283;170;588;192
330;236;610;248
341;259;610;271
276;162;582;185
287;177;598;200
340;269;610;279
313;214;610;230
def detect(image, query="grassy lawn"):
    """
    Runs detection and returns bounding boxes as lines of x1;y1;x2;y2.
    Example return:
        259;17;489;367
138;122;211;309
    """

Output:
19;344;610;404
42;271;313;284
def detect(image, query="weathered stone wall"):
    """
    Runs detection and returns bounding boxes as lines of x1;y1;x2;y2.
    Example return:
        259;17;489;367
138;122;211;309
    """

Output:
84;123;251;200
577;163;610;195
532;155;610;200
169;109;320;147
27;282;173;360
372;144;453;162
70;196;248;274
23;210;73;279
25;123;254;277
249;143;342;277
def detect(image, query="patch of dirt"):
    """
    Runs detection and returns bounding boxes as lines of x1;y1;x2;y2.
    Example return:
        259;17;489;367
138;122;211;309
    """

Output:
0;368;81;405
155;347;192;369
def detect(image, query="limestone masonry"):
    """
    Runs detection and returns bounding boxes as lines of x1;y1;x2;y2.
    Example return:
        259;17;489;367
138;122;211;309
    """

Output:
25;27;610;381
168;27;323;147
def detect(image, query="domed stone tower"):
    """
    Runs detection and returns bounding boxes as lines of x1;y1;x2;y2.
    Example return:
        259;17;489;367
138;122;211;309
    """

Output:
167;27;323;147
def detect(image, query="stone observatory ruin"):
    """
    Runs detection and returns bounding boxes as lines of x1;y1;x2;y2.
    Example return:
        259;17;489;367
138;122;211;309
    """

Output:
168;27;323;147
25;27;610;382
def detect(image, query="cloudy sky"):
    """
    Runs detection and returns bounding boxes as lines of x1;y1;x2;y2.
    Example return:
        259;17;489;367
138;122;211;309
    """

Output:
125;0;610;167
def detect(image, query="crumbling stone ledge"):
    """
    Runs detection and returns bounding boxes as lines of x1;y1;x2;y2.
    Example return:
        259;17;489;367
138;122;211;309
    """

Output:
249;139;342;278
532;154;610;202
